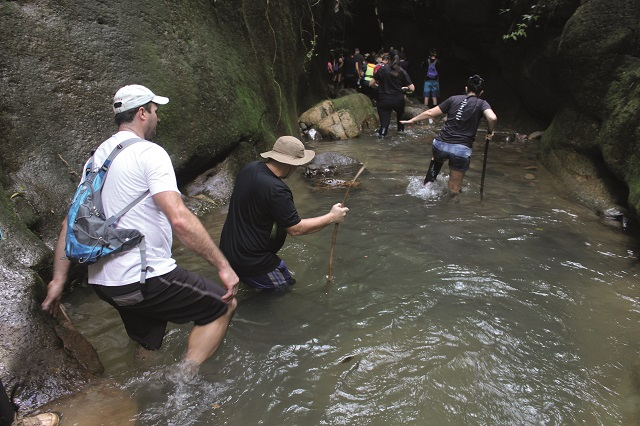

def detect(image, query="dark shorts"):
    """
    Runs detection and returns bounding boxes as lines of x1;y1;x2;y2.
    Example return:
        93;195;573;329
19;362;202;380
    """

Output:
91;266;228;350
239;260;296;290
432;139;472;171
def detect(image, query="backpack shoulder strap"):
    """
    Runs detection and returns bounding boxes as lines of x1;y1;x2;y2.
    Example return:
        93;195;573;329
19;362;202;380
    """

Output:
102;137;151;283
101;137;149;225
100;137;144;171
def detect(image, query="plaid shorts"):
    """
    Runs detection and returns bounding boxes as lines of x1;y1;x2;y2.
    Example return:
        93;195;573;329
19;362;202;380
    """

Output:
239;260;296;290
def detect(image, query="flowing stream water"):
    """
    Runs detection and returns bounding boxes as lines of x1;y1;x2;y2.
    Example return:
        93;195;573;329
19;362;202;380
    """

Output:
56;122;640;425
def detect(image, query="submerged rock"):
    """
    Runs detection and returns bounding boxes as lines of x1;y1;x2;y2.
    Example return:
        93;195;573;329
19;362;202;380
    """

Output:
304;152;362;179
528;131;544;141
312;178;362;190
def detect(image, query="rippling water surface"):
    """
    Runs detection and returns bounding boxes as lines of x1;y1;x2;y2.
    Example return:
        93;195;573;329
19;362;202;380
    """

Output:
62;123;640;425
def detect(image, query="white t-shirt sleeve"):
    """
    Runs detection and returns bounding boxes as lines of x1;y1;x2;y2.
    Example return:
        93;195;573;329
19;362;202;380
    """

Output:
140;144;180;196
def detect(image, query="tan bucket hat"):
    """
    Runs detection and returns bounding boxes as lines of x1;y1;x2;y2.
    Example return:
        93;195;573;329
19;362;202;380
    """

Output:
260;136;315;166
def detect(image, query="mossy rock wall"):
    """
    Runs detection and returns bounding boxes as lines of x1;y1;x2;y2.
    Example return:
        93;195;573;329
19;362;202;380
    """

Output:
540;0;640;218
0;0;315;241
0;0;318;408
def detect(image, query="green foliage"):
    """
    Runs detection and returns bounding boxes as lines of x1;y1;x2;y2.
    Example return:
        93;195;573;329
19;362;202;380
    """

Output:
501;2;542;42
301;0;321;73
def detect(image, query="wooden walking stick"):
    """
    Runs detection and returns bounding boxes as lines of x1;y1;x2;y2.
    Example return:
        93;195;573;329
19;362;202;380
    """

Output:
479;137;490;203
327;162;367;282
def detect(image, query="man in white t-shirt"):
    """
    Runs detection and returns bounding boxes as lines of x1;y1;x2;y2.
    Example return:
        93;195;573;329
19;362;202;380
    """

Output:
42;85;238;373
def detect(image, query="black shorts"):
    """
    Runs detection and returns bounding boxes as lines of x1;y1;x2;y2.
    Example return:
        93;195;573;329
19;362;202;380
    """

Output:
91;266;228;350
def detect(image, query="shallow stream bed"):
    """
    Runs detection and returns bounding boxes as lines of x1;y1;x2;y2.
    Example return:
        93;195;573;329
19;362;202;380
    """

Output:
57;123;640;425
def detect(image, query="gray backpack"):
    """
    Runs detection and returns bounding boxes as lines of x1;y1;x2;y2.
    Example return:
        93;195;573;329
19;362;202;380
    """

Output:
65;138;150;283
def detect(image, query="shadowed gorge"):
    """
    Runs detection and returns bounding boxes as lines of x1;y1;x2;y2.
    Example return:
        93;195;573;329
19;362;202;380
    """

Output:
0;0;638;417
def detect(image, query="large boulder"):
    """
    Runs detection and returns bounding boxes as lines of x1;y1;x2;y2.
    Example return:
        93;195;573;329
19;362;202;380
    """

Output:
299;93;378;140
540;0;640;219
0;180;99;410
184;141;261;213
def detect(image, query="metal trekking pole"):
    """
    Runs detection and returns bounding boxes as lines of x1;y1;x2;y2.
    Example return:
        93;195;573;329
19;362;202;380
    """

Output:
479;138;490;202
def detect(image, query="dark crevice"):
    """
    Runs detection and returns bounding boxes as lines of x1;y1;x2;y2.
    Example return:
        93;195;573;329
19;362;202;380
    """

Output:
174;133;261;186
581;146;630;210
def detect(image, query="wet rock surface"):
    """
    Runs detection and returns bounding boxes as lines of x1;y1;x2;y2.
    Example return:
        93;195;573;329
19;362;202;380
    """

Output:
304;152;362;179
299;93;378;140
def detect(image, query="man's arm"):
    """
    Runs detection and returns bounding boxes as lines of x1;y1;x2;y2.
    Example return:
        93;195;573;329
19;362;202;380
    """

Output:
41;218;72;314
286;203;349;237
484;108;498;140
153;191;239;302
400;106;443;124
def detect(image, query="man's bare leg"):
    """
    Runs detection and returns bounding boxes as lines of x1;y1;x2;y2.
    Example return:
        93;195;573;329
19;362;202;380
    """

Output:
184;299;237;368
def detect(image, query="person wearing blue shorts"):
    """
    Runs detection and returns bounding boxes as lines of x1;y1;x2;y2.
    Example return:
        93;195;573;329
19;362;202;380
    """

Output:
401;75;498;195
422;49;440;108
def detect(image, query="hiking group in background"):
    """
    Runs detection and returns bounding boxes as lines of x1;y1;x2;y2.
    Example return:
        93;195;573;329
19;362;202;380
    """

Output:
328;46;497;194
327;45;422;137
328;45;440;109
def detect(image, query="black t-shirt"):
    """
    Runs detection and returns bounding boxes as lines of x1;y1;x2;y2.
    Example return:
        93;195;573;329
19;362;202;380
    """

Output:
354;53;365;73
219;161;301;276
373;65;412;101
344;55;358;78
437;95;491;147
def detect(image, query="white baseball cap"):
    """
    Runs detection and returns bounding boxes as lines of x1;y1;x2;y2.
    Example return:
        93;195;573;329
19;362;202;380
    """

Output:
112;84;169;114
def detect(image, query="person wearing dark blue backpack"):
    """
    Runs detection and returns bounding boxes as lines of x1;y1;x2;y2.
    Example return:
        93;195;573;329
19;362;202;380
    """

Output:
42;84;238;374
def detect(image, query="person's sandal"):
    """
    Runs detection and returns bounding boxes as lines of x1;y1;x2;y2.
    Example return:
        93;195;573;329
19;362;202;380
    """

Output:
14;412;59;426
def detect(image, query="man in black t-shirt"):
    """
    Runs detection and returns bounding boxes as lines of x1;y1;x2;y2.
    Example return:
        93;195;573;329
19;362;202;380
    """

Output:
344;50;360;89
401;75;498;195
219;136;349;290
